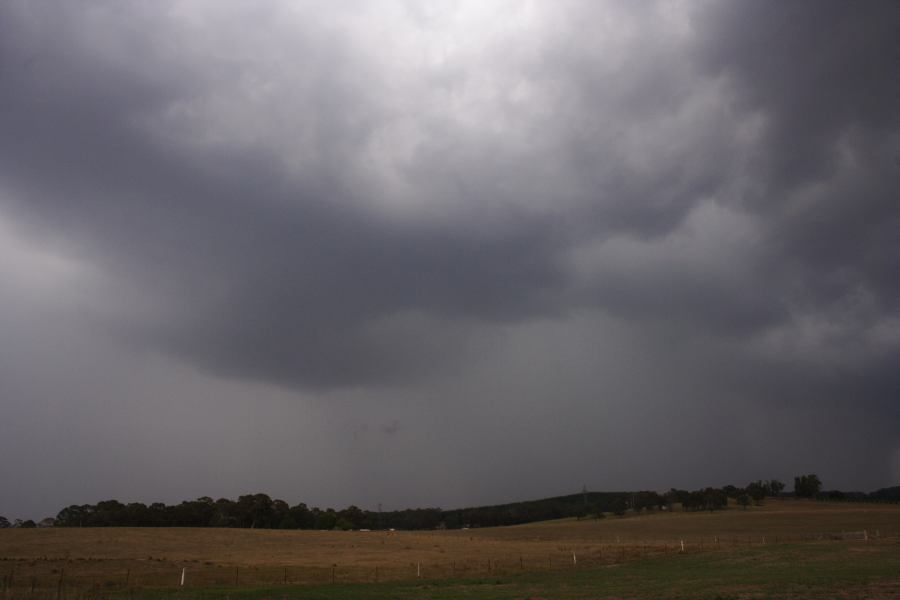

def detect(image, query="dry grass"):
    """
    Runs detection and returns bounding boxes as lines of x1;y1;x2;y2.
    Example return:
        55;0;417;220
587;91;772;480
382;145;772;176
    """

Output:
0;499;897;593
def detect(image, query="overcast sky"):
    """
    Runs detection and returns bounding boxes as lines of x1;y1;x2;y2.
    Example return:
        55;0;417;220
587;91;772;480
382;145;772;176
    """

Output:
1;0;899;521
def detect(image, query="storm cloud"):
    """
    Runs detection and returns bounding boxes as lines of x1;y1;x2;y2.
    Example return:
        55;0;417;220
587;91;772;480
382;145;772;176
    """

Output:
1;0;898;520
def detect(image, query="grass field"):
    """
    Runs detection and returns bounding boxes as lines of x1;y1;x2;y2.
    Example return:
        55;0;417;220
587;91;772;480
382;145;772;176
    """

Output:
1;500;898;598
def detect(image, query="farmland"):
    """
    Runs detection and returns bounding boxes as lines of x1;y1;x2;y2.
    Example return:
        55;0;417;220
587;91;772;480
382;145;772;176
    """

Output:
1;500;899;598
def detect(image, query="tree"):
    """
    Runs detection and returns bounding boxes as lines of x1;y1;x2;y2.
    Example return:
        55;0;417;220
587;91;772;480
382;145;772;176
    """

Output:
210;498;237;528
338;505;365;530
236;494;274;528
611;498;628;517
746;481;767;505
92;499;127;526
271;499;291;528
737;492;751;510
666;489;689;510
794;474;822;498
768;479;785;496
56;505;91;527
289;503;314;529
315;509;337;530
0;516;9;528
701;488;727;511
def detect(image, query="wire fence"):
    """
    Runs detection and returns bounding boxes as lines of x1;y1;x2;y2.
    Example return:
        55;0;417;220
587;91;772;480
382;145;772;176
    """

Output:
1;530;896;599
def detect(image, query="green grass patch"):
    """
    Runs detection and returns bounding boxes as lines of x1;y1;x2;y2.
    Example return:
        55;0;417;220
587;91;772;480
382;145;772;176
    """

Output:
111;540;900;599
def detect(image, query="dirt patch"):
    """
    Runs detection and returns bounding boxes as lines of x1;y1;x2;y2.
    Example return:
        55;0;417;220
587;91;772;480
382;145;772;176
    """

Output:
862;580;900;600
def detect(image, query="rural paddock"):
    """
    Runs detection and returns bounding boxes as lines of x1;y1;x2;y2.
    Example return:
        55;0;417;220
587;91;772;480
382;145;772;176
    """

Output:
1;500;898;597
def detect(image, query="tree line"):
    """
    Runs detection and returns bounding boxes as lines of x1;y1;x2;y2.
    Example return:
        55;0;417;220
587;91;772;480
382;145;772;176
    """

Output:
41;481;785;529
3;476;897;530
50;495;444;531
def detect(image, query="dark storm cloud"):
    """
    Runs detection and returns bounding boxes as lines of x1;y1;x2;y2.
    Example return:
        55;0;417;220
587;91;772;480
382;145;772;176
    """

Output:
2;3;900;394
0;1;569;388
1;1;897;392
697;0;900;303
1;1;899;519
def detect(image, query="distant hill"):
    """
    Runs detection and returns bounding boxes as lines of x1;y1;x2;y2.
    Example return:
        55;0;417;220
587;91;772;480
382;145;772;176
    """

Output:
868;486;900;502
441;491;663;528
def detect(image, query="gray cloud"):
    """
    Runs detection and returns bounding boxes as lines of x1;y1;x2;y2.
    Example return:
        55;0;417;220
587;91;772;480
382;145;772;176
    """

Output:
0;0;898;519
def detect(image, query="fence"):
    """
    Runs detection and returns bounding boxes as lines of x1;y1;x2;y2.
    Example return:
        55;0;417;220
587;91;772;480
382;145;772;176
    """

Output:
1;530;895;598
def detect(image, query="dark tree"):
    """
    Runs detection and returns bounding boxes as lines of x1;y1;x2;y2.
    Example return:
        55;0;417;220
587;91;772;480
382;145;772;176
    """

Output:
0;516;10;528
289;503;314;529
338;505;365;529
315;509;337;530
56;504;92;527
236;494;275;528
746;481;767;505
666;489;689;509
794;474;822;498
210;498;237;527
701;488;727;511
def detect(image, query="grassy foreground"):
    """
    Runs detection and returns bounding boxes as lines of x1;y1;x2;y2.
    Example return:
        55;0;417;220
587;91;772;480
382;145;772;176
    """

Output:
117;539;900;599
2;501;898;598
